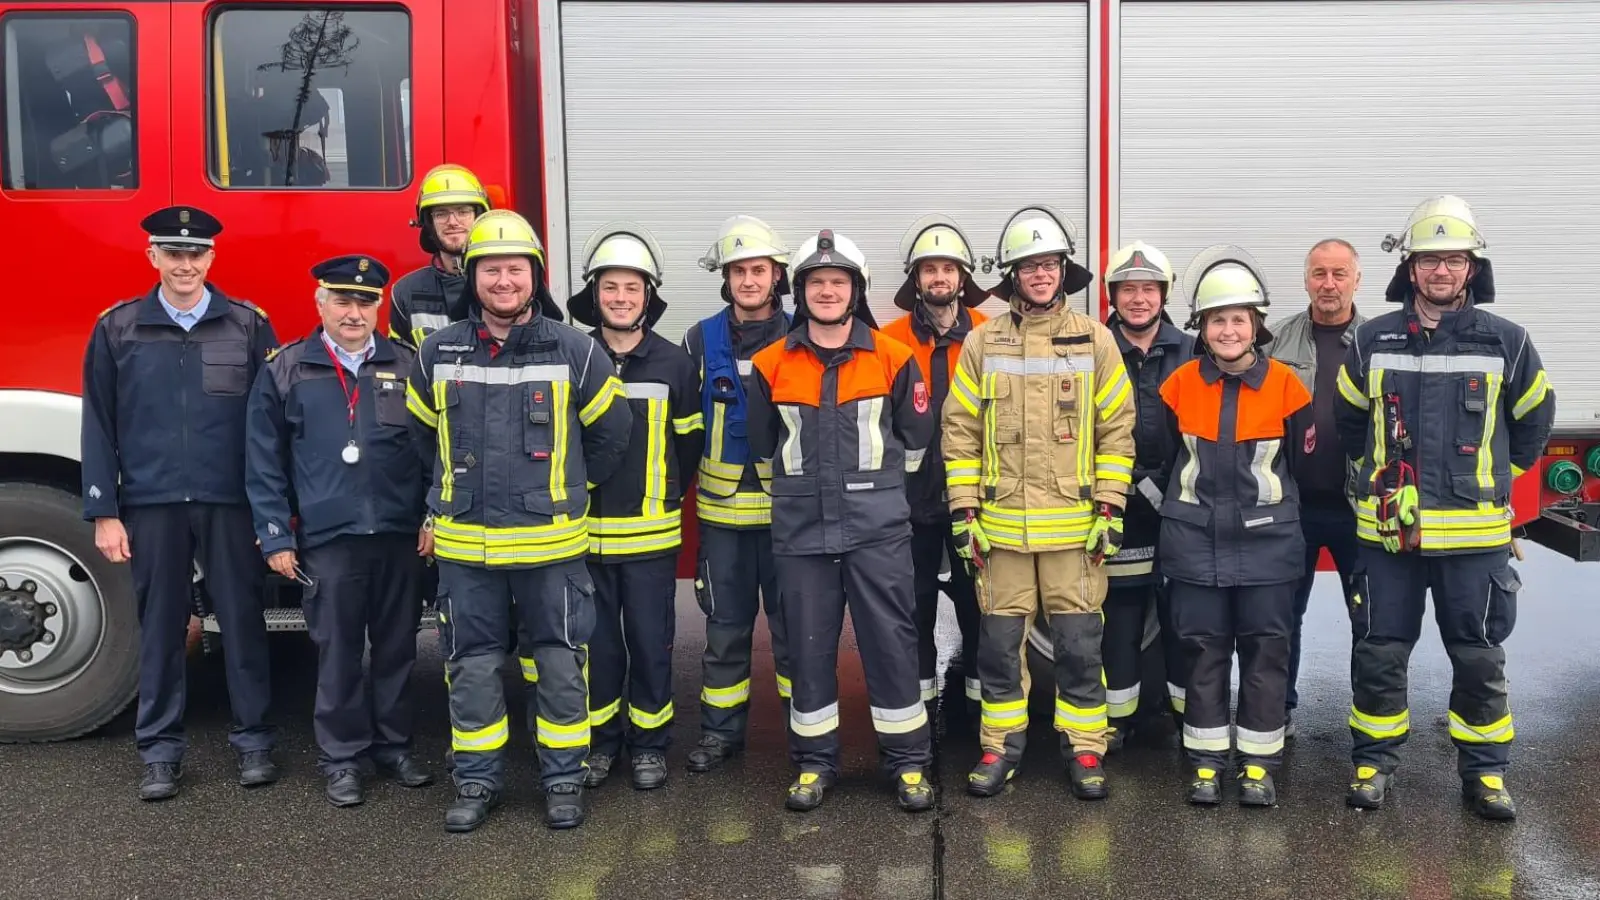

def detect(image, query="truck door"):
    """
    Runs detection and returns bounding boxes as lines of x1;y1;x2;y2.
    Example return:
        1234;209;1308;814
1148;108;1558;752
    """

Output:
0;0;172;386
168;1;445;327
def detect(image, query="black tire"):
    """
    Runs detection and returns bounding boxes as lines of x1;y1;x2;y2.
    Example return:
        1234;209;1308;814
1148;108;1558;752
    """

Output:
0;482;140;742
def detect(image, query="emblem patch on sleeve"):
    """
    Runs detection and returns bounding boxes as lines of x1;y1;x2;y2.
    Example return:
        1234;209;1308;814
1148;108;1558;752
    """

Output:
913;381;930;414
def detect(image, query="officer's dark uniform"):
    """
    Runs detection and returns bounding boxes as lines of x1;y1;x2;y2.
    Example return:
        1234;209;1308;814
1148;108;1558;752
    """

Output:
1104;313;1193;738
566;281;704;786
245;256;432;804
390;264;468;352
80;206;277;793
407;282;631;829
1334;257;1554;815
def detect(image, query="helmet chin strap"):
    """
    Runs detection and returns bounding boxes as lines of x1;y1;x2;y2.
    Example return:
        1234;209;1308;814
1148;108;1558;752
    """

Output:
1118;310;1161;333
602;309;649;333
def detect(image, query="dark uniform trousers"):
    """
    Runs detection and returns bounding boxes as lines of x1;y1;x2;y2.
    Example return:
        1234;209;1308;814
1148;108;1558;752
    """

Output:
300;533;422;773
587;554;678;757
910;521;980;704
1288;501;1360;711
1102;581;1157;730
695;523;791;744
779;534;932;776
439;558;595;791
1349;545;1519;778
125;502;272;763
1169;579;1295;772
1153;581;1187;721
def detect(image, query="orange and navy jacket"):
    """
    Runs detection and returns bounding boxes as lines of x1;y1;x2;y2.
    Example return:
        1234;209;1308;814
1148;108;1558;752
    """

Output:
1157;354;1313;587
881;305;988;524
746;319;934;556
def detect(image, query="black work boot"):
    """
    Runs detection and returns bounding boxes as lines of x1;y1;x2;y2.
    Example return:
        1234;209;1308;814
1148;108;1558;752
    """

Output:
444;783;500;833
139;762;182;802
895;769;935;813
1104;725;1127;756
583;753;614;788
545;783;587;830
785;770;835;812
1068;752;1110;800
632;751;668;791
967;752;1019;798
1238;764;1277;807
685;734;740;773
375;754;434;788
1463;774;1517;821
325;769;364;808
1188;766;1222;805
237;750;280;787
1346;766;1391;810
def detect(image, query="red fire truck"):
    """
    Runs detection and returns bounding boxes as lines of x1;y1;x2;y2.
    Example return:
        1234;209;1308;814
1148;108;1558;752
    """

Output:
3;0;1597;742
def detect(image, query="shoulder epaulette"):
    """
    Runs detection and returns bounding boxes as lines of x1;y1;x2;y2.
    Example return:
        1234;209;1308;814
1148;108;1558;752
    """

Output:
98;298;140;320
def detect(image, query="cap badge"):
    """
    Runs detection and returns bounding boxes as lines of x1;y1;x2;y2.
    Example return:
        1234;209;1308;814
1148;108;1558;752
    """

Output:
358;258;370;272
179;210;190;224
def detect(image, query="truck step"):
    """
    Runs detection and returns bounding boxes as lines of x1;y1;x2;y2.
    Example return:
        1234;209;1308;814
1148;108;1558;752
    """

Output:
201;608;441;634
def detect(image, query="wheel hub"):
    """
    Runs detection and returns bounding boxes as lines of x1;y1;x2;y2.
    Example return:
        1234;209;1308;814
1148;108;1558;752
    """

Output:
0;578;49;652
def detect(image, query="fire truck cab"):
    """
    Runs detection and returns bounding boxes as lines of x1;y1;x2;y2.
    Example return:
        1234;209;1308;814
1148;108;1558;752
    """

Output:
3;0;1599;743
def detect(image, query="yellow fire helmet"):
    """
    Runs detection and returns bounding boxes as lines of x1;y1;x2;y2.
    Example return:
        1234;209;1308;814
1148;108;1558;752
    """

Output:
1182;244;1271;344
698;214;792;307
462;210;562;321
1104;241;1175;289
894;214;988;310
1381;195;1496;304
414;164;490;254
986;204;1094;303
569;222;668;330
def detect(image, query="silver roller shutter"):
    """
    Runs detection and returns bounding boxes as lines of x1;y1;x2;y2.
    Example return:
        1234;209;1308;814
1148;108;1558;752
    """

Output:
553;1;1090;341
1119;0;1600;431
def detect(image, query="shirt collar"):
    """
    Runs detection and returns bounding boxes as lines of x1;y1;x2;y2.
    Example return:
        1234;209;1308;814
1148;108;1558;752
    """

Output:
158;286;211;322
1198;351;1270;389
320;330;375;366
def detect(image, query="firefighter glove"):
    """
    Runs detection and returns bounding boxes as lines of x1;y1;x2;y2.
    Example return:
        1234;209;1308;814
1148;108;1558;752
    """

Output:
1378;484;1420;554
1086;503;1124;564
952;512;990;568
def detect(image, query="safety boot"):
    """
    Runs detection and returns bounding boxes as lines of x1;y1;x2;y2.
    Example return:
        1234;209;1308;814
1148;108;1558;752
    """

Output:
1104;725;1127;756
1067;753;1110;801
1187;766;1221;805
967;752;1019;798
545;783;587;830
632;752;668;791
895;769;935;813
785;770;835;812
444;783;500;833
685;735;740;773
237;750;280;787
1462;774;1517;821
139;762;182;802
583;753;614;788
1346;766;1391;810
1238;765;1276;807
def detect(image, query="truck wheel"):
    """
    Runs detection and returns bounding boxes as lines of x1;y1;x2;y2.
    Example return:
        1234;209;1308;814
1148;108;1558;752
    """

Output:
0;483;139;742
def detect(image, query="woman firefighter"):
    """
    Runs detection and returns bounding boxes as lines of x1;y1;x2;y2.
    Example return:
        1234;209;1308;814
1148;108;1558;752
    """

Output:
1156;245;1313;807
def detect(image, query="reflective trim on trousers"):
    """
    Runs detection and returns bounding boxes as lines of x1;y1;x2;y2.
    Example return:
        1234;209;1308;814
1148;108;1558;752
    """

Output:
1236;725;1285;757
871;702;929;736
1449;711;1514;744
701;680;751;709
791;702;841;738
1106;683;1140;719
453;715;510;753
1183;723;1231;752
1349;705;1411;740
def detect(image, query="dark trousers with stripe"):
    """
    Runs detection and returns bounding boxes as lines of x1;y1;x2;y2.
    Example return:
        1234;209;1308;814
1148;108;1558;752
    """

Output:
438;558;593;792
125;502;273;764
587;553;677;757
1102;580;1157;732
1169;579;1295;773
695;524;790;744
300;534;422;774
778;535;932;776
1349;545;1518;778
910;521;980;704
1155;580;1187;721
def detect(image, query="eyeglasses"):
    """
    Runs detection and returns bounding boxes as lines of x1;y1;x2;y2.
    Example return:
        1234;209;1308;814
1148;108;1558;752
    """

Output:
1415;255;1470;272
430;207;479;223
1017;259;1061;275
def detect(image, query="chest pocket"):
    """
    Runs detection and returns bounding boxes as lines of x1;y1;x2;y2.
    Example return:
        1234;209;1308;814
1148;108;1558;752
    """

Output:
524;383;559;459
373;376;409;427
200;341;251;396
1453;370;1497;451
980;370;1020;443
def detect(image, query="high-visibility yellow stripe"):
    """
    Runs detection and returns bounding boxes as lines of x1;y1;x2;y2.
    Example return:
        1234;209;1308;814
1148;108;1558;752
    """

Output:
1094;453;1133;484
452;716;510;752
981;698;1027;730
791;702;840;737
1512;370;1549;420
1349;705;1410;739
588;526;682;556
707;403;727;463
870;703;929;735
1337;364;1369;409
645;397;669;517
1094;363;1131;418
1077;371;1094;488
589;698;621;727
537;716;591;749
579;375;624;426
629;702;675;730
701;680;751;709
775;672;793;700
550;379;571;522
1053;697;1108;731
406;382;438;428
432;515;590;566
951;366;981;417
1475;373;1503;512
696;492;772;527
435;381;455;503
947;458;981;487
519;657;538;683
672;412;705;434
1448;711;1514;744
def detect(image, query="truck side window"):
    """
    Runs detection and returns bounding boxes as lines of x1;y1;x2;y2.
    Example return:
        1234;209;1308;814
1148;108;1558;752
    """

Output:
1;14;138;190
208;7;411;190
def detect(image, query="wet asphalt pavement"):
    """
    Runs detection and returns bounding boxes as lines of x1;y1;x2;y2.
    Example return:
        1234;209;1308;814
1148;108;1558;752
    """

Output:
3;543;1598;900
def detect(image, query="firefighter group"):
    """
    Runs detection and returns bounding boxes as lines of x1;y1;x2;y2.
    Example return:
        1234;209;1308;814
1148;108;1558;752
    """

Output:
80;163;1555;833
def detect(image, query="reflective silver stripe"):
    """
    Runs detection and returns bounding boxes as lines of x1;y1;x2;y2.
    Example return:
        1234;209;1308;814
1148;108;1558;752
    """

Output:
736;359;754;377
918;678;937;702
871;702;929;735
1235;726;1285;756
1177;434;1200;504
432;364;571;386
982;355;1083;376
904;447;926;472
1106;684;1140;718
410;313;452;331
779;405;804;475
1251;439;1283;505
790;701;840;737
964;677;982;702
1182;723;1231;752
623;381;671;401
1137;476;1165;508
857;396;885;470
1368;353;1505;376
